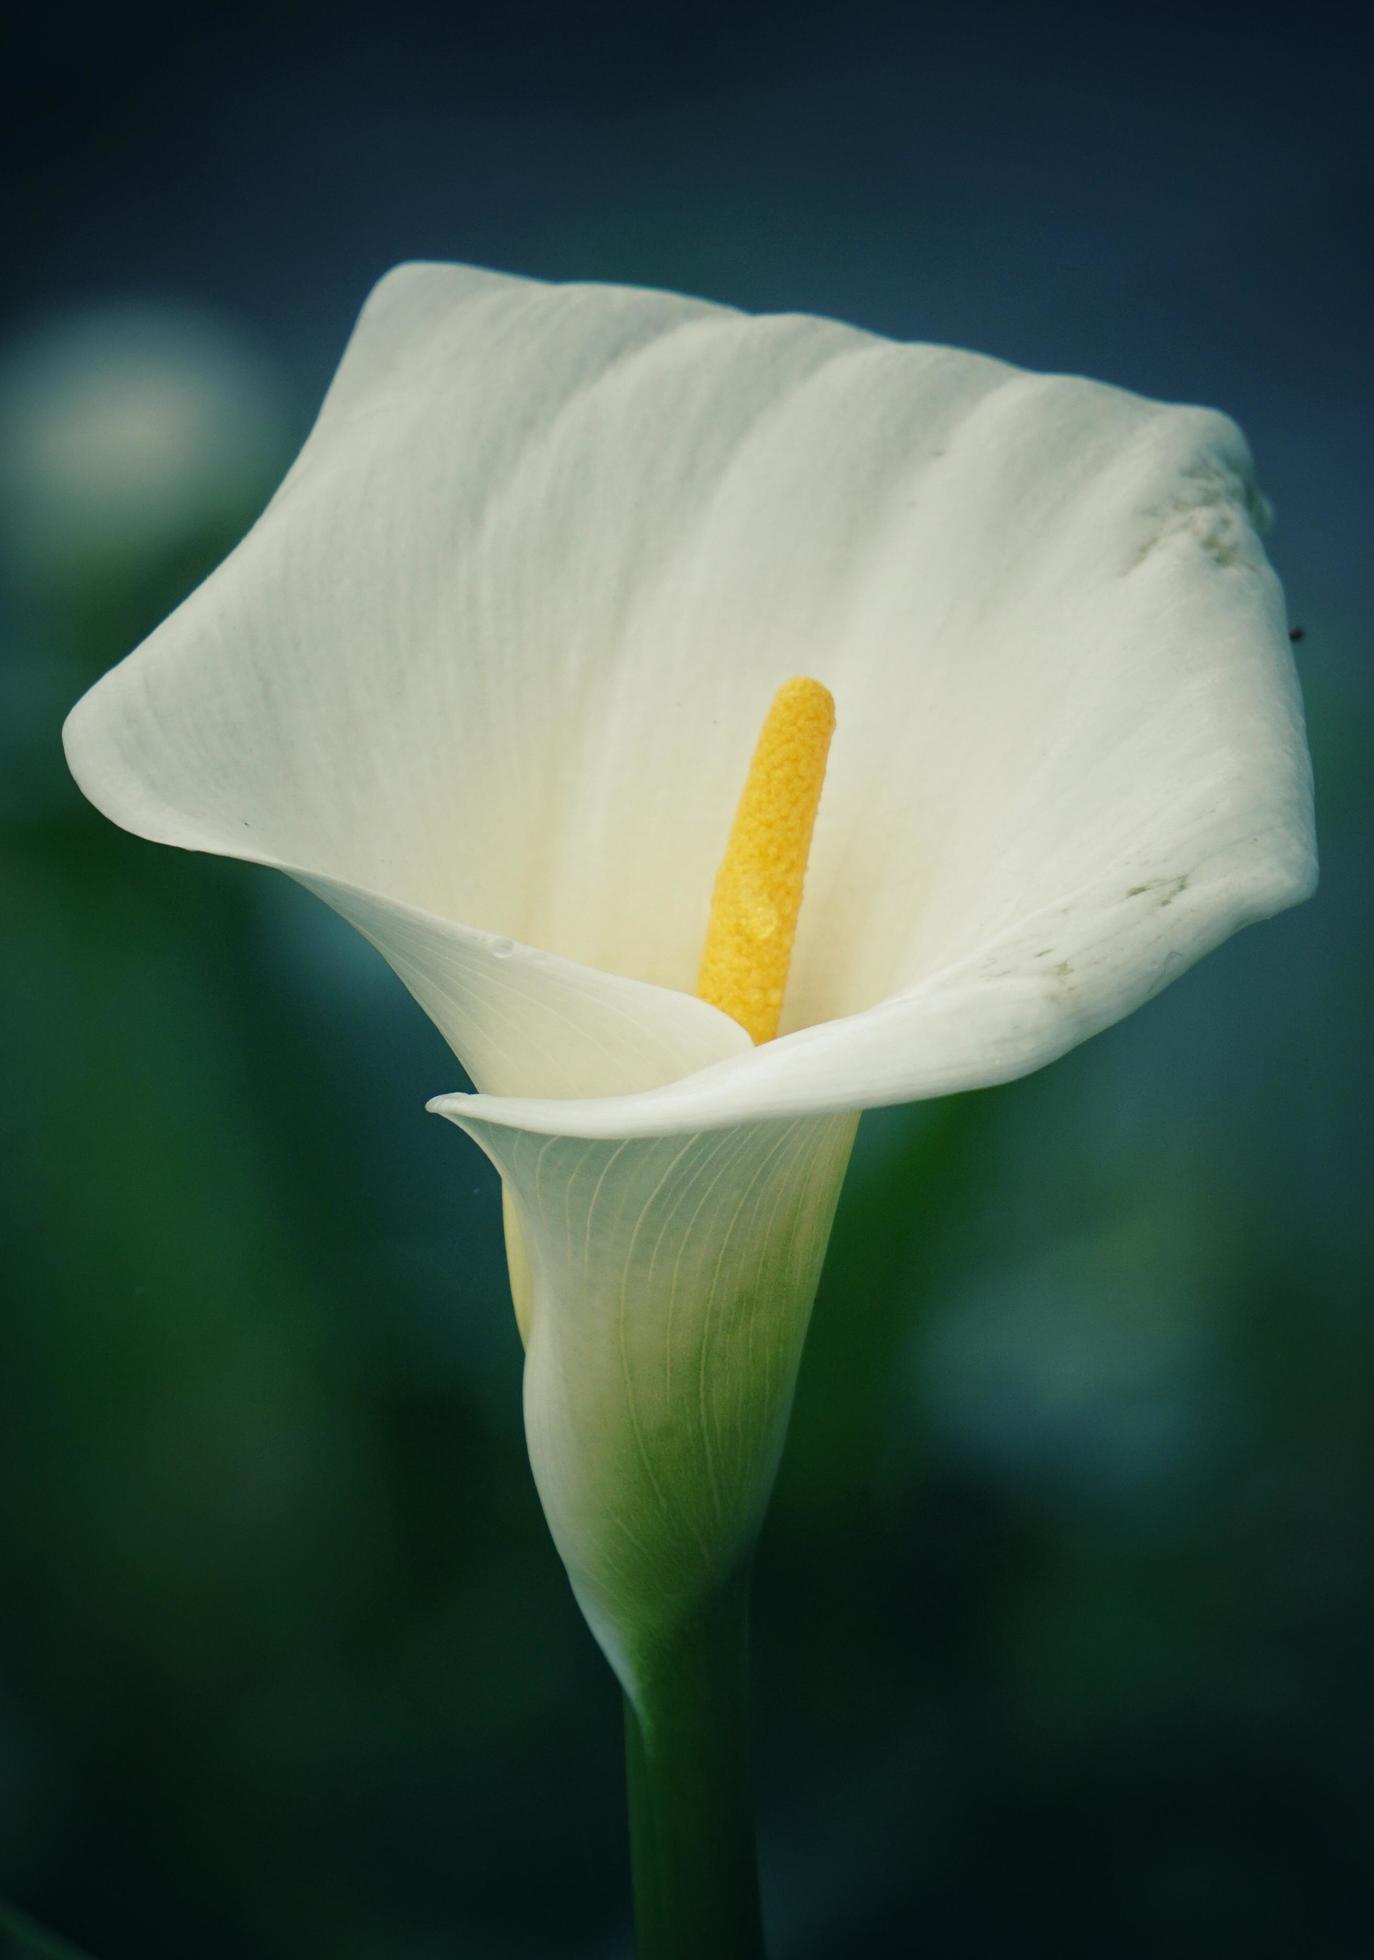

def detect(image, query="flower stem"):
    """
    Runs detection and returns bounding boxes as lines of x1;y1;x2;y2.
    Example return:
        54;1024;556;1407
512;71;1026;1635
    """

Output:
622;1566;765;1960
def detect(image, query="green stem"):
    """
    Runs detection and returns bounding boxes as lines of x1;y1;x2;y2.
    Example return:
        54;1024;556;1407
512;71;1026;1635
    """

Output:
623;1566;765;1960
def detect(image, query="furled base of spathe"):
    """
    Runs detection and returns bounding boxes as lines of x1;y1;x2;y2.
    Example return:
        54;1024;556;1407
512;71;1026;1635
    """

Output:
447;1106;859;1692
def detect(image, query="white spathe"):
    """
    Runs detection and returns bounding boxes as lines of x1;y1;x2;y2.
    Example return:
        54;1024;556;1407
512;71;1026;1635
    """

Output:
63;263;1315;1681
63;261;1315;1139
477;1111;860;1682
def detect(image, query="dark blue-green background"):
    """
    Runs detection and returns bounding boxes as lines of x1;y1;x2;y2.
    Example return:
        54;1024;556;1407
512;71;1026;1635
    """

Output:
3;4;1370;1955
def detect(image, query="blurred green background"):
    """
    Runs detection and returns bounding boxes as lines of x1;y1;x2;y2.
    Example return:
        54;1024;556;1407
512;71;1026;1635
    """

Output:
2;3;1370;1956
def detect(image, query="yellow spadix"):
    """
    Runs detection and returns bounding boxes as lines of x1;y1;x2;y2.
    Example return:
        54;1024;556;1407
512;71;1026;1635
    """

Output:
696;676;835;1045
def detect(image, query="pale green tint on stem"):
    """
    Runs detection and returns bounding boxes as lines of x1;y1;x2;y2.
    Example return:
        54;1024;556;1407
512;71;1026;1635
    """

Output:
452;1111;858;1691
623;1567;763;1960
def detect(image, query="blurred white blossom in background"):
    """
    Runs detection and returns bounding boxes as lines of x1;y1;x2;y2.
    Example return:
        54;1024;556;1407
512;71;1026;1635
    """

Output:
0;301;287;594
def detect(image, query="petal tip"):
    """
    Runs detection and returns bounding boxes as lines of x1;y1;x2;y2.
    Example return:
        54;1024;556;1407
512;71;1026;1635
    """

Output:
426;1090;473;1126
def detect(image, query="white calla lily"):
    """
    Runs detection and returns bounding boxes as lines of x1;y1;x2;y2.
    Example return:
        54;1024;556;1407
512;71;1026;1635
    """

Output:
64;261;1314;1954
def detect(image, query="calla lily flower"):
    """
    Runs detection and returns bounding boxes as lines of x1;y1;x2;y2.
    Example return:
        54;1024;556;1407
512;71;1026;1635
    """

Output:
64;262;1315;1954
